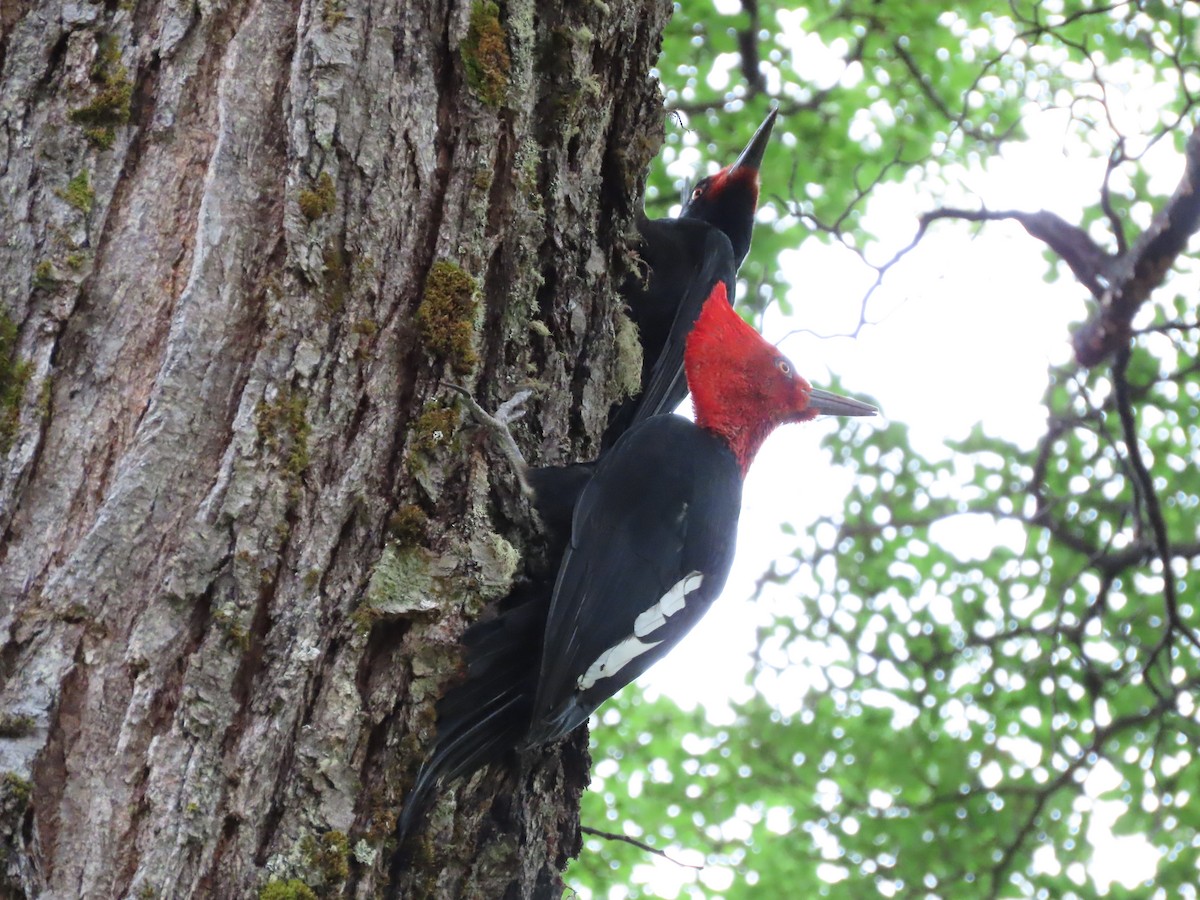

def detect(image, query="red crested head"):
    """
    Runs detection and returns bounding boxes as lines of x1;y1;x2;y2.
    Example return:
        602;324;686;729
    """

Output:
684;282;876;475
680;107;777;267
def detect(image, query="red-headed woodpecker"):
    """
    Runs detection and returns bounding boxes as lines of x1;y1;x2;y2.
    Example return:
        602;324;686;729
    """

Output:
527;281;874;741
396;279;875;843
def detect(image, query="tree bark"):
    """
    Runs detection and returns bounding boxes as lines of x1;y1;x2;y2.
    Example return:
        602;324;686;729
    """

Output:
0;0;670;896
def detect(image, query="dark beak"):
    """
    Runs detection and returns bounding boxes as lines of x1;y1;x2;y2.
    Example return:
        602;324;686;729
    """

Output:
728;106;779;175
808;388;878;417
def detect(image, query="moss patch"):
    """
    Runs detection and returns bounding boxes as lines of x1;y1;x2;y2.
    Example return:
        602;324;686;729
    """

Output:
57;170;94;214
416;261;479;375
70;35;132;138
461;1;510;108
84;126;116;150
32;261;57;291
299;172;336;221
387;504;429;545
321;242;350;315
256;389;312;480
259;880;317;900
0;313;33;453
410;404;461;455
321;0;346;28
300;830;350;890
0;772;32;828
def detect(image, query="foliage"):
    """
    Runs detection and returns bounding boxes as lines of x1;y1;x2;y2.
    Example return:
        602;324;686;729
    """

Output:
570;1;1200;898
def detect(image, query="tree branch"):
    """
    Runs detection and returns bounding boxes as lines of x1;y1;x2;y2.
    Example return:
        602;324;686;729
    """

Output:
1111;347;1200;669
1074;127;1200;365
737;0;766;96
918;206;1113;297
580;826;705;870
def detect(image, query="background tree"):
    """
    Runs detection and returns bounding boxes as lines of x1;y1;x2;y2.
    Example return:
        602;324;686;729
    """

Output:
572;2;1200;898
0;1;674;896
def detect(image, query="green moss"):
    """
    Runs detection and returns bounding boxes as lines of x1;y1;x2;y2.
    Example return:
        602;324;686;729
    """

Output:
259;880;317;900
352;318;378;337
83;126;116;149
410;404;461;454
417;261;479;375
387;504;429;545
0;313;33;453
0;772;31;817
349;605;380;635
299;172;336;221
70;72;132;129
471;168;492;192
71;35;132;141
321;242;349;315
93;34;123;80
33;261;57;290
321;0;346;27
300;830;350;888
66;252;89;270
57;170;94;213
461;1;510;108
0;714;35;738
256;389;312;479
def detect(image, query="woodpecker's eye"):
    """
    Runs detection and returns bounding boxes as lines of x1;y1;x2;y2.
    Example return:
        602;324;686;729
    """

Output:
691;184;706;201
776;359;792;377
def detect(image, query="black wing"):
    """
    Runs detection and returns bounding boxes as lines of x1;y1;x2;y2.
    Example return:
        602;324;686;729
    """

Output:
527;415;742;745
603;221;737;449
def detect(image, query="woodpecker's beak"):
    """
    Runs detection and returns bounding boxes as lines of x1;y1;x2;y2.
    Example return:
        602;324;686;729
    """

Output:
729;106;779;175
808;388;878;417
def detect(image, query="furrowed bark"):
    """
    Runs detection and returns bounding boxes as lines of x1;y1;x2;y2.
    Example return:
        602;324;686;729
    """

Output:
0;1;670;896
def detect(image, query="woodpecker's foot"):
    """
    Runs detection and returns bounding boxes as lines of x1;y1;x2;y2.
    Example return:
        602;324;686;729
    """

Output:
441;383;535;497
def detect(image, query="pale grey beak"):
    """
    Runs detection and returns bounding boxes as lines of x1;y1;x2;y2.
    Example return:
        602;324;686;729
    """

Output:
809;388;878;417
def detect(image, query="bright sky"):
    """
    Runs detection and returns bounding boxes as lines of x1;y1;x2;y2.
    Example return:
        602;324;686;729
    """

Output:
586;106;1184;896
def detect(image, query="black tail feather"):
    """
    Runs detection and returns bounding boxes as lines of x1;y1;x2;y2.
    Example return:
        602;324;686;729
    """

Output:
393;593;549;848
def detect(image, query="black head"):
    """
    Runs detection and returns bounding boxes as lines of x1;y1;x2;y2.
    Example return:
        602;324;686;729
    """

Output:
680;107;778;267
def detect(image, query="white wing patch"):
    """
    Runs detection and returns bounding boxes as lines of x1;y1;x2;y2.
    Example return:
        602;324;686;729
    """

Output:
577;571;704;691
576;636;663;691
634;571;702;637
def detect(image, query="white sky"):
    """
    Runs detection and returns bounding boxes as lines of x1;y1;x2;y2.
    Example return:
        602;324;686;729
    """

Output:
583;107;1187;897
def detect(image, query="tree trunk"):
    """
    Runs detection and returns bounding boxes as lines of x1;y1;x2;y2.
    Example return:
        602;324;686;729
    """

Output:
0;1;670;896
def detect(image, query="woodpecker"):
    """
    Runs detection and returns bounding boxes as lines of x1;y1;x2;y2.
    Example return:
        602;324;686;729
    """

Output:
396;279;875;842
527;281;874;741
603;106;778;447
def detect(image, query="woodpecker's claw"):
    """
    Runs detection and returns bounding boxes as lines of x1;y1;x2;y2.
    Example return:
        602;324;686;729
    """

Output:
493;390;531;426
440;383;535;497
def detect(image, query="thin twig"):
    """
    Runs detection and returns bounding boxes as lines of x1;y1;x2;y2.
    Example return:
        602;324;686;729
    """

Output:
580;826;705;870
1111;347;1200;672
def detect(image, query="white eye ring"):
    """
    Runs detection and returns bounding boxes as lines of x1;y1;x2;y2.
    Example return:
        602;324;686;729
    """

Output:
776;359;792;376
691;185;705;200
